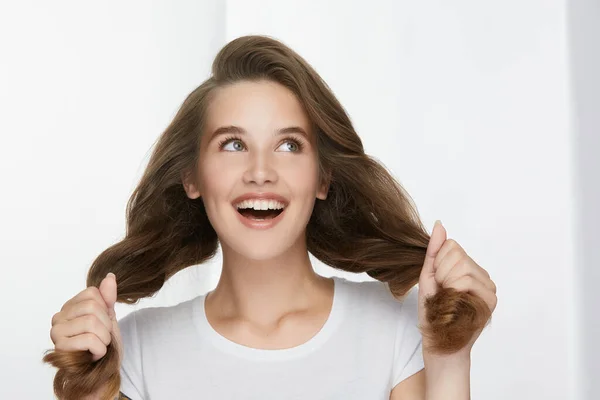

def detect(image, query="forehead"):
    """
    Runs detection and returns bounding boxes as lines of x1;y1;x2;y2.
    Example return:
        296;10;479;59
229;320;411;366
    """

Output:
205;80;311;132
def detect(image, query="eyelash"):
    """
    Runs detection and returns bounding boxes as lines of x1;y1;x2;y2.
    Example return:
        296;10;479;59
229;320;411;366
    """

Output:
217;135;305;152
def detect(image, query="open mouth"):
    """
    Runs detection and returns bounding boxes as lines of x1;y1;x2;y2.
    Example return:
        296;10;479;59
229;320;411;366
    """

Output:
237;208;284;220
234;199;287;221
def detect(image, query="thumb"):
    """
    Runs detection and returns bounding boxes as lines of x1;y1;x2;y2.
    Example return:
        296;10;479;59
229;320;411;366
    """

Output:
99;272;117;319
419;220;447;297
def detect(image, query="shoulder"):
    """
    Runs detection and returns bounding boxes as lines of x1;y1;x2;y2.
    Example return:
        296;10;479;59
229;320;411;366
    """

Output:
333;275;420;342
333;276;424;387
117;295;201;339
335;276;419;318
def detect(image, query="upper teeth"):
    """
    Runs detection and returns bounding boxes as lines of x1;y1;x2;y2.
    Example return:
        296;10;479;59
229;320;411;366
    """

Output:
236;199;286;210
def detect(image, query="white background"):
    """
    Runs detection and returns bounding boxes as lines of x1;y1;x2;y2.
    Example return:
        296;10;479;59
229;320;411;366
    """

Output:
0;1;597;399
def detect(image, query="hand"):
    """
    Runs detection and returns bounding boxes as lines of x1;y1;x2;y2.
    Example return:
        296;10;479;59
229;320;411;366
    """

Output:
50;273;122;363
418;220;497;356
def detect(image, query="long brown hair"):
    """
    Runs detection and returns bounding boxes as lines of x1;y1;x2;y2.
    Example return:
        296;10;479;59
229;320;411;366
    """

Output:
43;35;491;399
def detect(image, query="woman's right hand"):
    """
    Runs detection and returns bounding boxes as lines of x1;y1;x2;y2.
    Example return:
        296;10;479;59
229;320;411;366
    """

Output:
50;273;122;363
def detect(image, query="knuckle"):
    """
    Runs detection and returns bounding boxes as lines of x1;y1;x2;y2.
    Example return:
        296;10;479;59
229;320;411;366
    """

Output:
91;332;103;345
82;287;98;301
53;338;66;351
455;250;468;263
92;297;108;313
87;333;108;355
86;286;100;296
81;333;98;349
446;238;458;248
49;326;60;344
101;329;112;346
83;299;102;314
59;301;70;312
490;294;498;310
457;259;470;273
83;314;101;333
88;287;104;303
462;275;474;286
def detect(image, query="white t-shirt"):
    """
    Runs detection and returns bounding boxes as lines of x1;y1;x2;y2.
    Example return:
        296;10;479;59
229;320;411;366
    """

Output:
118;276;424;399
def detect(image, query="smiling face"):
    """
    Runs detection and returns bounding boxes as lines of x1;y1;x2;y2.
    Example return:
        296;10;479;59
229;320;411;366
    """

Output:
183;80;329;261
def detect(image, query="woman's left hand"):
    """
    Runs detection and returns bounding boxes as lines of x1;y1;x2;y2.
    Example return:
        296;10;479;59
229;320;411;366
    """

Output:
418;220;497;357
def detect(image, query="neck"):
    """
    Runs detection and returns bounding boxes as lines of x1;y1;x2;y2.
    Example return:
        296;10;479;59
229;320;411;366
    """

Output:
208;239;331;326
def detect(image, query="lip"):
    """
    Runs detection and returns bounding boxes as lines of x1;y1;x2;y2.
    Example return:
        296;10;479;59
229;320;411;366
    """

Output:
232;192;289;231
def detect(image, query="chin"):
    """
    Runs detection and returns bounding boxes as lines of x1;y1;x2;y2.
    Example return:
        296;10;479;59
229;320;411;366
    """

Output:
226;240;294;261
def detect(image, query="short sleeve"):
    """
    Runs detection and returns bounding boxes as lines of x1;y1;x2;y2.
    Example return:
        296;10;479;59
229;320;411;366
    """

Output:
117;310;146;400
390;286;425;388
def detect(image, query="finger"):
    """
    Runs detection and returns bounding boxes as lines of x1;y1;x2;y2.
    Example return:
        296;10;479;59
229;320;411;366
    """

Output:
469;271;496;293
435;241;490;282
488;277;497;294
433;246;464;285
54;332;108;361
446;267;497;293
437;254;494;291
433;239;463;271
419;221;448;300
446;275;498;313
59;286;108;316
442;256;496;293
421;220;447;277
99;272;117;318
53;299;112;332
50;314;112;346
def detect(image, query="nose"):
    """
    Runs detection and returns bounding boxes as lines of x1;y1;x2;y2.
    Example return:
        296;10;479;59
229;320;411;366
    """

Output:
242;151;278;186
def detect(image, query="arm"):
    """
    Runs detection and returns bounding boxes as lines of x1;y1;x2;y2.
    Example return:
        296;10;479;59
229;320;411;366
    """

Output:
422;353;470;400
389;354;471;400
389;370;425;400
391;221;496;399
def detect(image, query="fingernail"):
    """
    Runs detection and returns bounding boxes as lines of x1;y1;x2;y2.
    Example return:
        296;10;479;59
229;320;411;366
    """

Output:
434;220;442;228
107;272;115;280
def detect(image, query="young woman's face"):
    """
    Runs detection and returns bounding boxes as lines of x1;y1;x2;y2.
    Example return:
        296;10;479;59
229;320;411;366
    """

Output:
186;80;328;260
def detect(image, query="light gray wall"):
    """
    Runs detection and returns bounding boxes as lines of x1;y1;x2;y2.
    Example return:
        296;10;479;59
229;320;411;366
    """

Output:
224;1;577;397
1;0;592;398
0;1;225;398
568;0;600;398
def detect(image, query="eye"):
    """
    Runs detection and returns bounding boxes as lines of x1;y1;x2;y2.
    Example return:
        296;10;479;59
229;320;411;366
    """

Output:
218;136;245;152
276;138;304;152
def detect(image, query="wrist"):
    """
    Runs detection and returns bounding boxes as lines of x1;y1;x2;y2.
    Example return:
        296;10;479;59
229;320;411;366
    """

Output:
423;351;471;400
424;349;471;368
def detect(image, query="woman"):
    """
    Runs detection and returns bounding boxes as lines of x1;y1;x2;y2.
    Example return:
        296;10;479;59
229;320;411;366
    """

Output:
44;35;496;400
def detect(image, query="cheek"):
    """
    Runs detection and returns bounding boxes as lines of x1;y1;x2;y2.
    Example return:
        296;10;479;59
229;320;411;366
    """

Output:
286;158;320;190
198;158;238;198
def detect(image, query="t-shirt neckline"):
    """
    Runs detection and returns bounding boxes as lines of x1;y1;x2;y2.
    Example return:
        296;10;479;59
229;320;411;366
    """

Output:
192;276;346;362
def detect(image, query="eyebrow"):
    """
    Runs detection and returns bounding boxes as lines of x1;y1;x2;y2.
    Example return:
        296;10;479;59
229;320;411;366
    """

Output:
208;125;310;142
